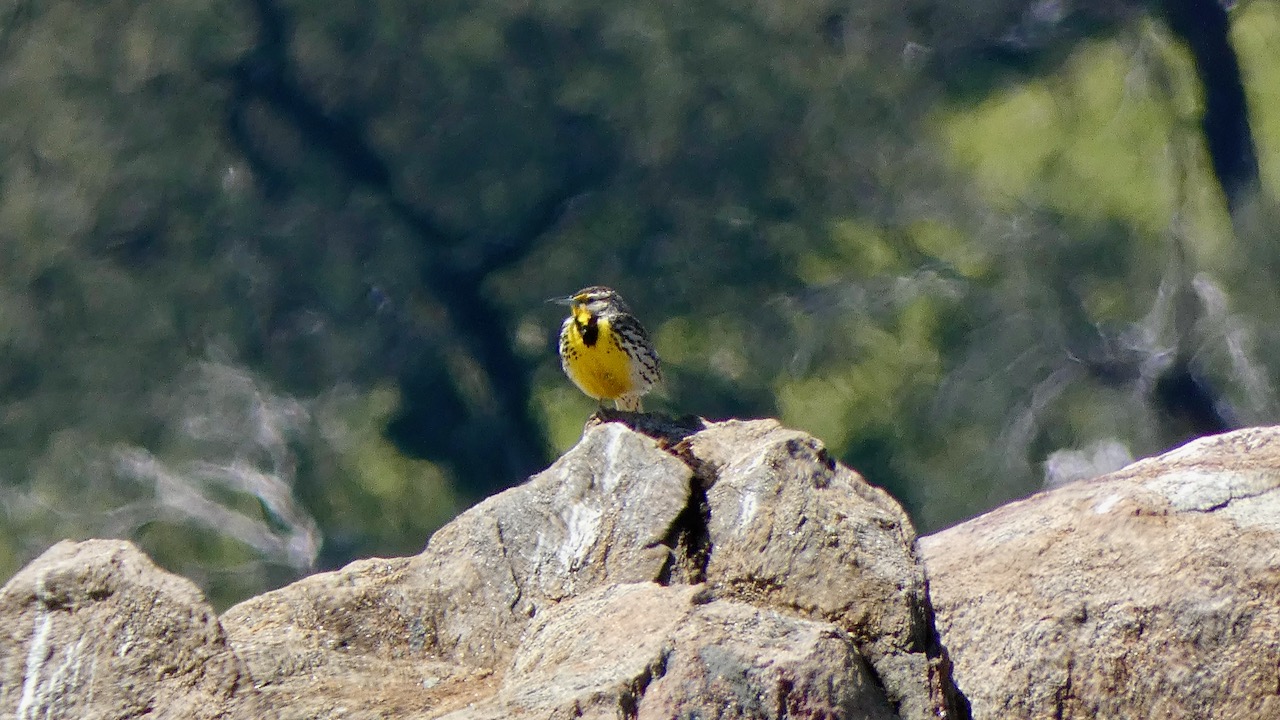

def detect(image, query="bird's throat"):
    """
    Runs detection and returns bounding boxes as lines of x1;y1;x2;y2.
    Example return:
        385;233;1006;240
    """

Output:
577;313;599;346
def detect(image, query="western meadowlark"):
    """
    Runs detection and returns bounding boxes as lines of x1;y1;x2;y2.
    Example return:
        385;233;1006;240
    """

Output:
556;286;661;412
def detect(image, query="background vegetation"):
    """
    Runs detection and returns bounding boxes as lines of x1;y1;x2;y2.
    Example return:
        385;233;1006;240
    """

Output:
0;0;1276;607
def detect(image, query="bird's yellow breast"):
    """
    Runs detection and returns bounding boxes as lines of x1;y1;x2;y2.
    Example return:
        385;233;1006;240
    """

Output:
560;315;636;400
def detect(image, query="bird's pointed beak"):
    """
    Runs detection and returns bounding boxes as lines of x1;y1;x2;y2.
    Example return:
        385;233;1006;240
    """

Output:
548;295;576;306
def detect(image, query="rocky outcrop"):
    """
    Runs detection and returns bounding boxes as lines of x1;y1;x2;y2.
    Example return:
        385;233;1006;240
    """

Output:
222;417;965;719
0;540;272;720
693;421;962;719
0;417;966;719
922;426;1280;720
15;418;1280;719
438;582;897;719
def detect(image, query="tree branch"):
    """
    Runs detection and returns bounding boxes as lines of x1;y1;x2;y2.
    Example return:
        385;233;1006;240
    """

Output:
1163;0;1259;215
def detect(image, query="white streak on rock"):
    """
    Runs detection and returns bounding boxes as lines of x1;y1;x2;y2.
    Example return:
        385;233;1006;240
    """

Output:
1092;493;1123;515
597;424;629;494
559;502;603;572
17;613;53;720
731;450;770;528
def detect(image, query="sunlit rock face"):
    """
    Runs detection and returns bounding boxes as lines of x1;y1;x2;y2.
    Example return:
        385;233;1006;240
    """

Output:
12;420;1280;719
0;540;272;720
923;426;1280;720
0;418;965;720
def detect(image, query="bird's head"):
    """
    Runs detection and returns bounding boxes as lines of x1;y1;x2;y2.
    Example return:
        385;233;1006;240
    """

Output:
554;285;631;321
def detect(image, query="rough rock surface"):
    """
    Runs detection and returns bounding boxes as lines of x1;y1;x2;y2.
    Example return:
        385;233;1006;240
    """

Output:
692;421;963;720
922;426;1280;720
0;417;966;719
0;539;272;720
443;582;897;720
223;416;965;719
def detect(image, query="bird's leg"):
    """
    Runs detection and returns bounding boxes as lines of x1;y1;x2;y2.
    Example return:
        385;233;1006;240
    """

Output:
589;398;608;422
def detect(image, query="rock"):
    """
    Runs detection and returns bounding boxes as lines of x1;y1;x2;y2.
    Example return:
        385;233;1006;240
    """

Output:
441;582;898;720
222;417;966;719
636;588;897;720
692;421;967;720
0;539;272;720
221;421;699;719
921;426;1280;720
0;417;967;719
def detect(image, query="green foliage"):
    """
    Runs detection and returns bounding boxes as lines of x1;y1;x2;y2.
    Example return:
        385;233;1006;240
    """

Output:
311;386;462;558
1;0;1278;604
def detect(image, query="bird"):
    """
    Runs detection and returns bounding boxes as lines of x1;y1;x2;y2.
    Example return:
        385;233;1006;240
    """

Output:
555;286;661;412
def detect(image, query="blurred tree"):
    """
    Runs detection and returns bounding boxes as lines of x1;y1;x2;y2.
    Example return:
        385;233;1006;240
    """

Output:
0;0;1276;606
1162;0;1259;214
